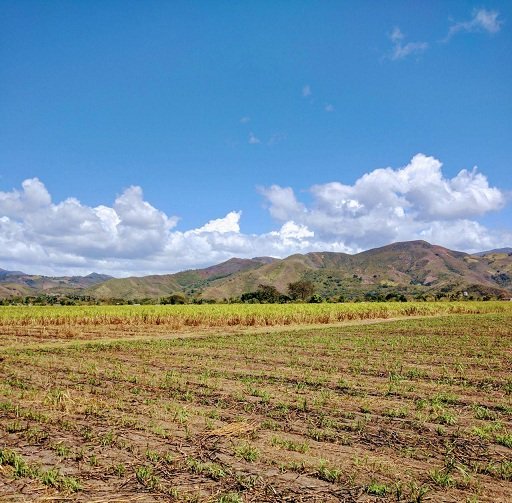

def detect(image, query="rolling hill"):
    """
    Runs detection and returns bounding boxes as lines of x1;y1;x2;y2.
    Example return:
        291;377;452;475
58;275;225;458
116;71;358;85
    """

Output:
2;241;511;301
88;257;276;299
87;241;512;301
197;240;512;300
0;269;112;297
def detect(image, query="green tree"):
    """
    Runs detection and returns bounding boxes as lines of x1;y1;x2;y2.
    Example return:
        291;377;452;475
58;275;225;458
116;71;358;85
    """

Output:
256;284;281;303
287;280;315;301
161;293;188;305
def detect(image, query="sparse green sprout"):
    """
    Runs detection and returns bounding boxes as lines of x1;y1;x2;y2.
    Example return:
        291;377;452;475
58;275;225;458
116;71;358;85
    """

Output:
316;459;342;483
113;463;126;476
235;442;260;462
187;457;226;480
218;493;244;503
6;421;25;433
271;436;309;453
145;449;160;462
474;405;498;420
495;432;512;448
430;468;455;487
135;465;160;490
366;481;389;496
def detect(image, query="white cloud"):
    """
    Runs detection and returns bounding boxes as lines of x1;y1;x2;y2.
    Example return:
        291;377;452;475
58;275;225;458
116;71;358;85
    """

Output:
273;221;314;240
0;155;509;277
389;27;428;60
259;154;508;251
0;177;51;217
445;8;503;41
325;104;334;112
248;132;261;144
259;185;306;221
302;84;311;97
240;116;250;124
194;211;241;234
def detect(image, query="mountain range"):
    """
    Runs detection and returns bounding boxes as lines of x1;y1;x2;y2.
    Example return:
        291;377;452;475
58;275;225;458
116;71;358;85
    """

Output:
1;240;511;301
0;270;112;299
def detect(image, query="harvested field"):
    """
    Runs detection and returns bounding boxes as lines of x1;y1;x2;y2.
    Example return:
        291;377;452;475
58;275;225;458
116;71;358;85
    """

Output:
0;303;511;502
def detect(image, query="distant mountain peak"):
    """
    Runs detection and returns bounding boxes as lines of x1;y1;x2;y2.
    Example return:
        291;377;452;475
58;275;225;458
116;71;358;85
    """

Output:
85;272;114;279
474;247;512;257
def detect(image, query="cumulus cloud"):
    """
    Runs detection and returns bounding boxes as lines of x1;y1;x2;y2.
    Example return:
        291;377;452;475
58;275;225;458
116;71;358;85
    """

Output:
445;8;503;41
0;181;178;274
194;211;241;234
0;155;509;277
259;154;508;251
0;178;340;276
389;27;428;60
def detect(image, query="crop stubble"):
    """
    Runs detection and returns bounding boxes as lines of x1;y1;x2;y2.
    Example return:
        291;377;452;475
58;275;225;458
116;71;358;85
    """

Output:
0;303;511;502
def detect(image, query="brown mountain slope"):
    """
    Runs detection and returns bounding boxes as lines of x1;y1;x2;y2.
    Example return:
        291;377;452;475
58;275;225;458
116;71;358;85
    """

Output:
88;257;275;299
199;241;512;300
0;270;112;297
4;241;510;301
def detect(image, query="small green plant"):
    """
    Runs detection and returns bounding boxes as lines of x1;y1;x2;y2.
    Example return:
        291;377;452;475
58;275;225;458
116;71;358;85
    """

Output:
307;428;336;442
39;468;82;492
383;407;408;418
100;430;116;446
59;475;82;492
366;481;389;496
0;448;32;477
316;459;342;483
471;421;502;439
235;442;259;462
113;463;126;476
135;465;160;490
495;432;512;448
39;468;61;488
261;418;279;430
408;482;430;502
434;409;457;425
218;493;243;503
187;457;226;480
474;405;498;420
145;449;160;462
54;443;71;458
6;421;25;433
430;468;455;487
164;451;175;464
271;436;309;453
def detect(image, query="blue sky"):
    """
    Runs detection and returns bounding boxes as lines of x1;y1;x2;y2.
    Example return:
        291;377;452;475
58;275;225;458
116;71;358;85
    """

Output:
0;1;511;276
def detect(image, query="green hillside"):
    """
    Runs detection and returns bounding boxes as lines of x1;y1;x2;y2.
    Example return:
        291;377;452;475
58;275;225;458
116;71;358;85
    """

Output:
88;257;275;299
2;241;511;301
200;241;512;300
89;240;512;301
